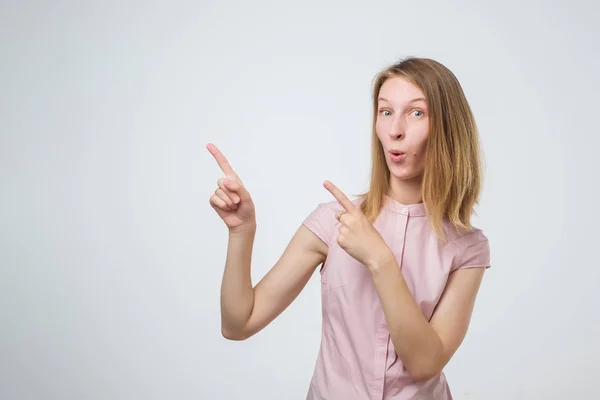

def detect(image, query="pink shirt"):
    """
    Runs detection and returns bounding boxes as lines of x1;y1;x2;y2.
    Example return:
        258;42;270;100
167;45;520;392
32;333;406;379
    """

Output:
302;195;491;400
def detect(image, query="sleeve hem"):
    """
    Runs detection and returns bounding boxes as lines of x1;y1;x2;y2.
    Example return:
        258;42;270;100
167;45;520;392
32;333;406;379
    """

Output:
454;263;491;271
301;221;328;246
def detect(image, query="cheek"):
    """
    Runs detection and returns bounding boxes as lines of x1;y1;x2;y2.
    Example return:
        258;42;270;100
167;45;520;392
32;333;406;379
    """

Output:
375;129;387;147
375;120;385;140
417;137;428;152
414;126;429;150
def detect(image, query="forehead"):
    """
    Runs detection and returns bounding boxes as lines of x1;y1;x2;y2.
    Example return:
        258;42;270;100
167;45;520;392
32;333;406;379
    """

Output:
378;76;425;103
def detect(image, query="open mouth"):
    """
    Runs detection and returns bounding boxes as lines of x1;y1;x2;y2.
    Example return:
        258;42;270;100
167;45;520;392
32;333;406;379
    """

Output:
389;150;405;161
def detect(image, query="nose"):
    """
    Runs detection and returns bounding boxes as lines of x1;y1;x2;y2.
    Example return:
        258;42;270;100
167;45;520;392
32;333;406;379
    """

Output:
388;116;406;140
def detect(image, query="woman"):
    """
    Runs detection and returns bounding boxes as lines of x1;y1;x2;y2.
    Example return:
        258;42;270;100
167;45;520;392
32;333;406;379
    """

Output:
208;56;491;400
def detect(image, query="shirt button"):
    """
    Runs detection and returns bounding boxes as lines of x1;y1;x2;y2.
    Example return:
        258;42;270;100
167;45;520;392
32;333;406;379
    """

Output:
401;207;408;214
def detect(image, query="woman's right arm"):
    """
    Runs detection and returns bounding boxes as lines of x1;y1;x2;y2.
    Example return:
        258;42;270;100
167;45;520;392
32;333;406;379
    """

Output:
207;143;327;341
220;223;326;340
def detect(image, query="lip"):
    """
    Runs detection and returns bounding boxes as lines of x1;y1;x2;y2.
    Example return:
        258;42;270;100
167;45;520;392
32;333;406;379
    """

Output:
389;150;405;162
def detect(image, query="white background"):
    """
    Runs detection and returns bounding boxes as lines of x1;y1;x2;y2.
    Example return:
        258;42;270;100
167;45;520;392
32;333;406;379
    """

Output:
2;1;599;399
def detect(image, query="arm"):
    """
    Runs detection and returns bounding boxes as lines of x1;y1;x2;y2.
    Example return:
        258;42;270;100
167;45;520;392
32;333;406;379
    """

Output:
207;143;328;341
221;224;327;340
317;180;490;382
369;253;485;382
317;180;489;382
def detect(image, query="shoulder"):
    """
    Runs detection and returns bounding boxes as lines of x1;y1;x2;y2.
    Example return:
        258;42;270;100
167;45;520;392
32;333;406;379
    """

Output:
452;227;489;250
302;197;364;245
311;196;365;212
444;225;491;271
437;218;488;247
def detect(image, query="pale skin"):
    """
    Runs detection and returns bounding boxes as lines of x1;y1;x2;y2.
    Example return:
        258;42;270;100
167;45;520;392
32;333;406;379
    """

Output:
209;77;485;382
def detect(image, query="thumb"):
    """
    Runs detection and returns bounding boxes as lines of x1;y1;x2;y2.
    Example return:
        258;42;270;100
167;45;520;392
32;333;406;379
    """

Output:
223;174;251;201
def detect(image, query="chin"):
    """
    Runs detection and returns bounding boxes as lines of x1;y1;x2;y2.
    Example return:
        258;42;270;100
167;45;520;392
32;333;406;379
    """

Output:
390;173;417;181
388;165;423;181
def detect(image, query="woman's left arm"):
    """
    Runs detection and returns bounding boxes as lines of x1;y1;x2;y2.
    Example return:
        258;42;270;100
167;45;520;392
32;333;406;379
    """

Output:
369;255;485;382
321;180;487;382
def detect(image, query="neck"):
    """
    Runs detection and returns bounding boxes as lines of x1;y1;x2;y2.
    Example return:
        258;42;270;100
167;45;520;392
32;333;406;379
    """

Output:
388;176;423;205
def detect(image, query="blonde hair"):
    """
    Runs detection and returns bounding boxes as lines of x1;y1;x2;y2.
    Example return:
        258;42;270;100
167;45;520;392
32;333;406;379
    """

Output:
358;56;485;242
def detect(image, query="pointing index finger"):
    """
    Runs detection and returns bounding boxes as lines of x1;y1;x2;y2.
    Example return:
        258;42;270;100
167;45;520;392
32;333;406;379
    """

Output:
323;180;356;213
207;143;236;176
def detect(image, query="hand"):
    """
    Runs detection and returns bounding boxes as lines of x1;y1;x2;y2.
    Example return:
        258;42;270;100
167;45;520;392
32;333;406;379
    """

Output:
323;180;392;270
207;143;256;232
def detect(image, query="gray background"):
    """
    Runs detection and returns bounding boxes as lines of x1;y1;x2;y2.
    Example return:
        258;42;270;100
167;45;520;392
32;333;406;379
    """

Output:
1;0;599;399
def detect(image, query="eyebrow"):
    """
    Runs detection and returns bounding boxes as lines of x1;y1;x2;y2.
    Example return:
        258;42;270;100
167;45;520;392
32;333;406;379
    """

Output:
378;97;427;105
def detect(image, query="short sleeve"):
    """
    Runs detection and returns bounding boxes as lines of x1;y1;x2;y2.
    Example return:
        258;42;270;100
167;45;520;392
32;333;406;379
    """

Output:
451;229;491;272
302;202;338;246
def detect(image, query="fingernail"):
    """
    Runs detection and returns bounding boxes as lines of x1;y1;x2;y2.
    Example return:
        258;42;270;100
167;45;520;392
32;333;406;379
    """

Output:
234;196;240;203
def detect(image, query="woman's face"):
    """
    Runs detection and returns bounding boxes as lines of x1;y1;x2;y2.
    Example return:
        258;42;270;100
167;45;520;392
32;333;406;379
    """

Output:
375;76;430;182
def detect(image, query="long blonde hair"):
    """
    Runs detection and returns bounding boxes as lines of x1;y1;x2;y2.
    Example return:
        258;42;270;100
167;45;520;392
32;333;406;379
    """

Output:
358;57;485;242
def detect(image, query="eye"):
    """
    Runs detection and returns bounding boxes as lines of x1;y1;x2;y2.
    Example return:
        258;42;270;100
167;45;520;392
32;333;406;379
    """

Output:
379;109;391;116
412;110;425;117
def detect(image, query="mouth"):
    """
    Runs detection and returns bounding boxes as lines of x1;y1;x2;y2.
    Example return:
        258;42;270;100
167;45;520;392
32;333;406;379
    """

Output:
389;150;405;162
